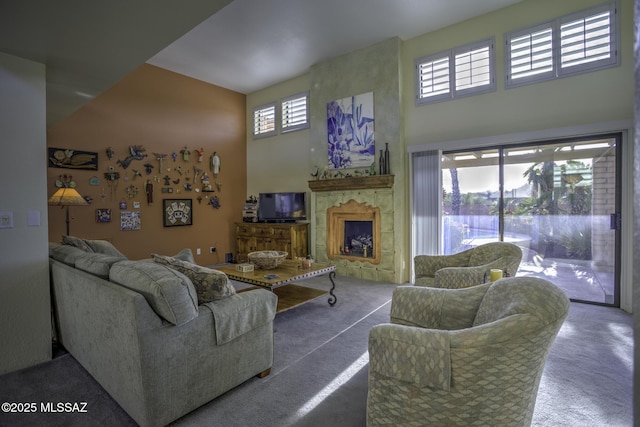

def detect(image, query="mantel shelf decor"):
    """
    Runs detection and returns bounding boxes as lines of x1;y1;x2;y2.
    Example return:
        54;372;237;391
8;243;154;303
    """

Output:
308;175;394;192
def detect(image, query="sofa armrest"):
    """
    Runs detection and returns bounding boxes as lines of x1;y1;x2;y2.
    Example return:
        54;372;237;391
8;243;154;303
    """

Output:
369;323;451;390
203;289;277;345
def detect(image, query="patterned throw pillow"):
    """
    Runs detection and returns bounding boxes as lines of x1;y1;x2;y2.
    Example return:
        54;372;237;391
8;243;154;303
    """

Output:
61;235;94;252
151;254;236;304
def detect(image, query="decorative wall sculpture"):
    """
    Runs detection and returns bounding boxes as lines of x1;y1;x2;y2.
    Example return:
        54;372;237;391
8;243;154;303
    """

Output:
48;148;98;170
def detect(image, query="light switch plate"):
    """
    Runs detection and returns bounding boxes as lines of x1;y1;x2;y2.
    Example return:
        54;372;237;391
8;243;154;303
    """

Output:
0;211;14;228
27;210;41;227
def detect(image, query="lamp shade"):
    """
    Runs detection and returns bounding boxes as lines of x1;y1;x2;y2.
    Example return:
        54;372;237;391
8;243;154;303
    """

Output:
48;187;89;206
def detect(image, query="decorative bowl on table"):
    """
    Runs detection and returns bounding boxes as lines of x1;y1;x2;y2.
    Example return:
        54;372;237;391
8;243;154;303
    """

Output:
247;250;288;269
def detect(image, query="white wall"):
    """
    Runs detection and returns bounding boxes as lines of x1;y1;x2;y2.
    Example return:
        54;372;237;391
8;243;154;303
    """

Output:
0;52;51;374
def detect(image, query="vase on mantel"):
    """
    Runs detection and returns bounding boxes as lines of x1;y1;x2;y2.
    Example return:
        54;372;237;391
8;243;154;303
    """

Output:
384;143;390;174
379;149;385;175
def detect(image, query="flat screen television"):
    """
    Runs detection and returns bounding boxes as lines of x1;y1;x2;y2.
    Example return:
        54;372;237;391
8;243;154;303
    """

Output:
258;192;307;223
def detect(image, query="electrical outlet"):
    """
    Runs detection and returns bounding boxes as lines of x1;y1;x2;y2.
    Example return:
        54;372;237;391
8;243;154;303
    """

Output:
0;211;13;229
196;248;201;255
210;246;216;253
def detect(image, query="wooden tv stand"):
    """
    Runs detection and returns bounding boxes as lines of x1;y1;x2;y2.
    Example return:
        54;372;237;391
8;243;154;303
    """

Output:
235;222;309;262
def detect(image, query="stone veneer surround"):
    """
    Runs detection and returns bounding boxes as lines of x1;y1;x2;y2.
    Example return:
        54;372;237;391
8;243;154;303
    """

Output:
311;185;396;282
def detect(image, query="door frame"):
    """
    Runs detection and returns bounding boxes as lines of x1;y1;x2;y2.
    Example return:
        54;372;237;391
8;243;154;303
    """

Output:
442;134;621;307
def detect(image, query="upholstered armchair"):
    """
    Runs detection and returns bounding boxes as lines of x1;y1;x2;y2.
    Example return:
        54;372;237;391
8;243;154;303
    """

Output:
367;277;569;427
414;241;523;288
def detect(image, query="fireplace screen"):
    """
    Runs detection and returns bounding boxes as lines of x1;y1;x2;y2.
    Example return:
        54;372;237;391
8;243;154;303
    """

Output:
342;220;373;258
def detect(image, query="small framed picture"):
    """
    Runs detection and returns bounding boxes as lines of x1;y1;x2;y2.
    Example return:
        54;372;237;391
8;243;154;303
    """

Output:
163;199;193;227
121;211;141;231
96;209;111;223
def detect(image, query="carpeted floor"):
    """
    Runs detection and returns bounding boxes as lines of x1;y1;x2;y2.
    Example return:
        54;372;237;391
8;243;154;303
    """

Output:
0;276;633;427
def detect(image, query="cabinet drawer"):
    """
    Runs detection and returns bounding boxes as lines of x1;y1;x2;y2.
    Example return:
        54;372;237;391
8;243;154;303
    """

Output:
254;227;272;237
271;227;290;238
236;224;254;236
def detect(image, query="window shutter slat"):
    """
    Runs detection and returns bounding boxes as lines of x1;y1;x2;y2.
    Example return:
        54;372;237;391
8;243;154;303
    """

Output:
281;92;309;133
253;103;276;138
418;56;450;98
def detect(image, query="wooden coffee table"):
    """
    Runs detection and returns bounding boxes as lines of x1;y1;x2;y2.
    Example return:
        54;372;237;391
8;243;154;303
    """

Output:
215;260;337;307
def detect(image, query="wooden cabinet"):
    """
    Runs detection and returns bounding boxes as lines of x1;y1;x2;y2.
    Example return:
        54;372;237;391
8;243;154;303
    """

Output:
235;222;309;262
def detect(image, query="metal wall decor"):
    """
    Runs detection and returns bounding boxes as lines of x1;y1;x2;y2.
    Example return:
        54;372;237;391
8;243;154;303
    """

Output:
56;142;226;232
117;145;147;169
49;148;98;170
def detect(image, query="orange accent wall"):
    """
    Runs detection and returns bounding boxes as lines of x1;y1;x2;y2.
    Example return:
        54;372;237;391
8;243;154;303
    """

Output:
47;64;247;264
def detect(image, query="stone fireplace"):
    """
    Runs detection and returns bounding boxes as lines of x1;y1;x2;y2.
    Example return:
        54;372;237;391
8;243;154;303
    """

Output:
309;175;397;282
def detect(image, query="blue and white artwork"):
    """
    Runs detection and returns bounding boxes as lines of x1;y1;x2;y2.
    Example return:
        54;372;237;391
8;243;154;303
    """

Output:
327;92;374;170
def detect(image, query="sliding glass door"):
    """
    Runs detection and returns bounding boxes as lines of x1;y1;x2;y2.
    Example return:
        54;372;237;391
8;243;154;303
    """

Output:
441;135;620;306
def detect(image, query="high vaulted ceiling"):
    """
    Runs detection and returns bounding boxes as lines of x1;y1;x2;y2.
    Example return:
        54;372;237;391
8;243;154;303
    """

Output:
0;0;522;128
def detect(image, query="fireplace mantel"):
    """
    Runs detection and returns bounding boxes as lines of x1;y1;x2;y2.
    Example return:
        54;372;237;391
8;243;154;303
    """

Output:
308;175;394;192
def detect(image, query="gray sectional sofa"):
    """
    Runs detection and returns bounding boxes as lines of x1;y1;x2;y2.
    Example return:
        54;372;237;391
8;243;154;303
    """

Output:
49;240;277;427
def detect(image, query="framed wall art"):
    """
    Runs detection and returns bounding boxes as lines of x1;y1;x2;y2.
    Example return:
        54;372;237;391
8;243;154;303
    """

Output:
96;208;112;223
120;211;141;231
163;199;193;227
327;91;374;170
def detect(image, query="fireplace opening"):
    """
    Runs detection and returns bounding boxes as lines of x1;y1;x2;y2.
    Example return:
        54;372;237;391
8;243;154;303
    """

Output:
342;220;373;258
326;199;381;264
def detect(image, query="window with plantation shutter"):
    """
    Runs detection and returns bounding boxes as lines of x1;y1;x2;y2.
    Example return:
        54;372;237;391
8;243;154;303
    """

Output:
416;55;450;103
559;3;617;76
416;38;494;105
453;39;495;97
253;102;277;139
281;92;309;133
505;24;554;86
505;1;618;89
